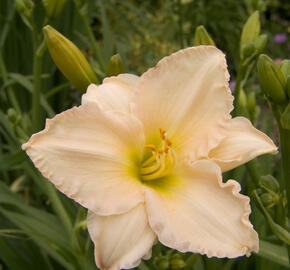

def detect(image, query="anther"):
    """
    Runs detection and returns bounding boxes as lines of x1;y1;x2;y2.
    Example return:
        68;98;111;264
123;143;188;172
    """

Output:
146;144;156;151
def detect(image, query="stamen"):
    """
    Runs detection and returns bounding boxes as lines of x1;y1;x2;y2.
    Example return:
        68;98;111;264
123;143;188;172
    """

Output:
141;129;176;181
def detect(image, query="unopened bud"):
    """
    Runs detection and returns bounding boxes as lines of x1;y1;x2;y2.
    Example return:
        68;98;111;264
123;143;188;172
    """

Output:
43;0;67;20
240;11;260;56
170;258;186;270
279;60;290;79
193;25;215;46
257;54;286;103
260;193;278;208
281;103;290;130
260;175;280;193
247;92;256;112
241;42;255;59
43;25;99;92
15;0;34;29
107;54;126;76
7;108;21;124
254;34;267;54
157;259;170;270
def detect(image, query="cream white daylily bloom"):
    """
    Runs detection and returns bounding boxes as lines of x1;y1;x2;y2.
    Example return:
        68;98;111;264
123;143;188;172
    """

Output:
23;46;277;270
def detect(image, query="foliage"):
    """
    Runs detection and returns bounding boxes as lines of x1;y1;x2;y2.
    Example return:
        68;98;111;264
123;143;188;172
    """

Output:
0;0;289;269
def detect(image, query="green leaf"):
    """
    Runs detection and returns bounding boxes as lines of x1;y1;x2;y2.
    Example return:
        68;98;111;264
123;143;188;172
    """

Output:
0;151;25;171
258;240;289;267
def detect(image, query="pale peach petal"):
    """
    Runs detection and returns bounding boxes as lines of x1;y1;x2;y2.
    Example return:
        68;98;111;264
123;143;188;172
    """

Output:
209;117;278;172
87;203;156;270
133;46;233;159
82;73;139;112
22;103;145;215
144;160;258;258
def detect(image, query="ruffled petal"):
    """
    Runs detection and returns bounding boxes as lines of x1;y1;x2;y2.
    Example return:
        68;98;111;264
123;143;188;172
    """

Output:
22;103;145;215
144;160;258;258
209;117;278;172
133;46;233;159
87;203;156;270
82;73;139;112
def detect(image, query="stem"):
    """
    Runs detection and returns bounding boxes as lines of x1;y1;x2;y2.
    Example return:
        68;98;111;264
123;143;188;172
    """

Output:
80;14;105;71
32;40;46;132
0;51;21;113
279;127;290;218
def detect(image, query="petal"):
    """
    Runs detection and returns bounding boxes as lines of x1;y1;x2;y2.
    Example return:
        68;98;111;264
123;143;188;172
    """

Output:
144;160;258;258
133;46;233;158
87;203;156;270
82;73;139;112
209;117;278;172
22;103;145;215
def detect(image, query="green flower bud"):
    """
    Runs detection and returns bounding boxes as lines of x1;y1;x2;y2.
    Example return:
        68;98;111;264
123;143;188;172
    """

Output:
42;0;67;20
286;76;290;99
240;11;260;54
260;175;280;193
157;259;170;270
281;103;290;130
254;34;267;54
193;25;215;46
43;25;99;92
257;54;286;103
279;60;290;79
247;92;256;113
7;108;21;125
241;42;255;59
261;193;278;208
170;258;186;270
107;54;126;76
15;0;34;29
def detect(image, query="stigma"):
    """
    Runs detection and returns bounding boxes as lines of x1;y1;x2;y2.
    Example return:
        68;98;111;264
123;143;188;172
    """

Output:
140;129;176;181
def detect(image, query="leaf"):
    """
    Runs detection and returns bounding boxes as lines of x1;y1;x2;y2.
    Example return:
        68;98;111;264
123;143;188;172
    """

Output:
258;240;289;267
0;151;25;171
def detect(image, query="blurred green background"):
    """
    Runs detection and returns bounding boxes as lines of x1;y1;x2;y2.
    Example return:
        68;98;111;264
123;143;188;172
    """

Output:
0;0;289;269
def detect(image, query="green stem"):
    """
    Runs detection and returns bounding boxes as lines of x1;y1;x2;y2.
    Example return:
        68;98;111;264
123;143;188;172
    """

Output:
0;51;21;113
32;40;46;132
80;14;105;71
279;127;290;218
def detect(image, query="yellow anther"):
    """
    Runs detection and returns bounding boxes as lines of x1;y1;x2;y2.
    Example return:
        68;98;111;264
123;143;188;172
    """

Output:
146;144;156;152
159;128;166;140
164;145;169;153
165;139;172;146
158;148;163;154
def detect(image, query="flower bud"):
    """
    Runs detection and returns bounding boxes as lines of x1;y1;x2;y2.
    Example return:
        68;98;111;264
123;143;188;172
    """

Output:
240;11;260;55
281;103;290;130
247;92;256;113
259;175;280;193
170;258;186;270
157;259;170;270
15;0;34;29
107;54;126;76
43;25;99;92
241;42;255;59
7;108;21;125
42;0;67;20
254;34;267;54
193;25;215;46
279;60;290;79
257;54;287;103
260;193;277;208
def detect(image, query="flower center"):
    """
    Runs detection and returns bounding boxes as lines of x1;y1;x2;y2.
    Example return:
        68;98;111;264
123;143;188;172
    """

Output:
140;128;176;181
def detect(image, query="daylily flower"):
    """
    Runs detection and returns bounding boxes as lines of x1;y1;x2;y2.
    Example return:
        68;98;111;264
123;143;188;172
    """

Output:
23;46;277;270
